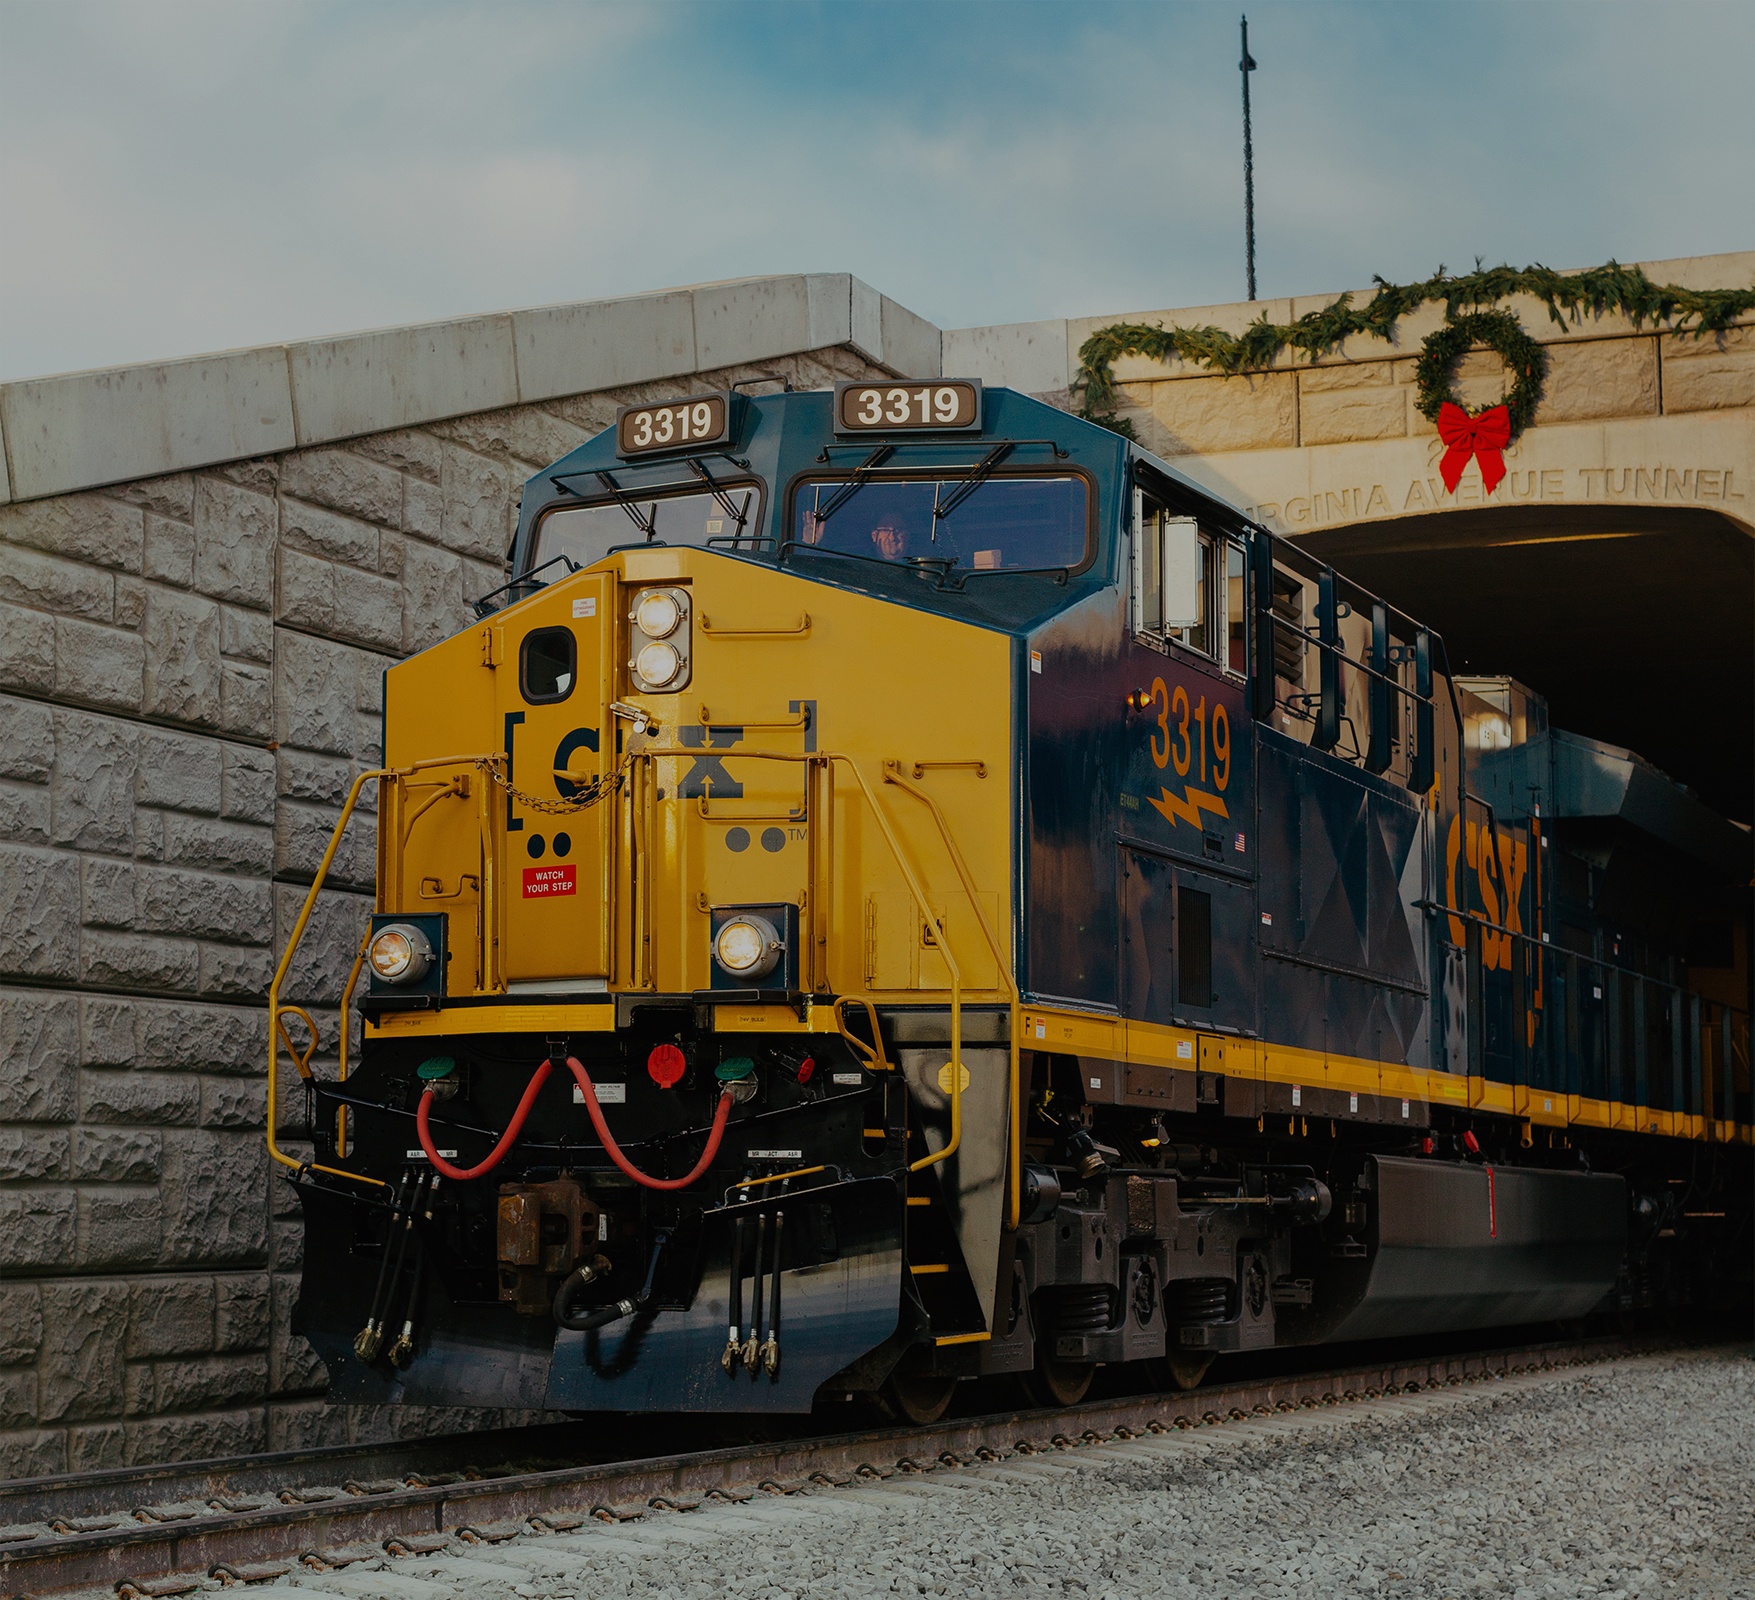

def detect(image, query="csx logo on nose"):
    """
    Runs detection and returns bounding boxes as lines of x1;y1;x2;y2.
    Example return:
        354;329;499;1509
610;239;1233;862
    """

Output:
677;725;744;798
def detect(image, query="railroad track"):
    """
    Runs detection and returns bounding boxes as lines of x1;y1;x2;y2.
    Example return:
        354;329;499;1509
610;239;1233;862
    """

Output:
0;1333;1679;1598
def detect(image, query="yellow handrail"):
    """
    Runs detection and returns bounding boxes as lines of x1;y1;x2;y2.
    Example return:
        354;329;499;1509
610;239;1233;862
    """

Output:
833;996;893;1072
695;706;812;733
276;1006;320;1080
268;752;491;1191
334;924;372;1159
399;772;469;847
881;761;1024;1229
698;613;812;639
267;766;390;1190
736;1164;828;1190
695;797;805;822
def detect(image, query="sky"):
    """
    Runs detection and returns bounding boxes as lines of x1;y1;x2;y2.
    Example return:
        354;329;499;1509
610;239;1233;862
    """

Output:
1;0;1750;383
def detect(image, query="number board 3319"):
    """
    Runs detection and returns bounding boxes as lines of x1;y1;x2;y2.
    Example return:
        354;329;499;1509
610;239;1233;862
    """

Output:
834;380;982;434
616;393;732;457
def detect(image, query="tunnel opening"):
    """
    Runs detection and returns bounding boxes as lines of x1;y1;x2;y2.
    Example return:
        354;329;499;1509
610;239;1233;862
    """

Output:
1297;505;1754;827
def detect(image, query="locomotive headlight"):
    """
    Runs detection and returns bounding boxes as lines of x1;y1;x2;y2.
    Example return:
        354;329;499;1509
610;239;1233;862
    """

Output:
369;922;434;985
633;590;683;639
634;640;682;689
713;915;782;980
627;586;690;693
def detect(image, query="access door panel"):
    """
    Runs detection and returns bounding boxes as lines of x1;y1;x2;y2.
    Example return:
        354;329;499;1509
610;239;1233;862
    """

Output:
496;574;615;986
1121;848;1255;1036
1170;864;1256;1037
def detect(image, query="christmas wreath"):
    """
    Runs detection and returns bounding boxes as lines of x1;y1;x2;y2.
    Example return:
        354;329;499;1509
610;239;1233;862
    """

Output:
1410;309;1546;492
1072;261;1754;494
1410;308;1545;434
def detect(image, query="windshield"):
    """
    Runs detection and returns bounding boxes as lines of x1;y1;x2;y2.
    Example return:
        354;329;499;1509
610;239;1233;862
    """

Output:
790;474;1087;574
532;484;761;572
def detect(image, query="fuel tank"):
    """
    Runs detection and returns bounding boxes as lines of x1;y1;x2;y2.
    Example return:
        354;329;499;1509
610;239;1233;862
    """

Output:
1283;1155;1626;1343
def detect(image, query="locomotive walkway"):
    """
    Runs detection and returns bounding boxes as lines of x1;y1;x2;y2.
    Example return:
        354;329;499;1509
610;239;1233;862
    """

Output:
5;1338;1745;1598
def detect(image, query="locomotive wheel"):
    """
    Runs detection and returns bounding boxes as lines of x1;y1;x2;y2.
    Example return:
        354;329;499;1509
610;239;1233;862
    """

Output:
1023;1356;1094;1408
1151;1352;1215;1391
881;1367;958;1426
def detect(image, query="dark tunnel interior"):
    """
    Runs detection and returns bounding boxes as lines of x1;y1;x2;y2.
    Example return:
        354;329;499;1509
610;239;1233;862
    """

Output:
1300;505;1754;827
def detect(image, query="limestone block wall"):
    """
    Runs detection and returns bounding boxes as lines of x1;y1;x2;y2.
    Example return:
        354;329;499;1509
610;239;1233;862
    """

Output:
1105;320;1754;461
0;332;889;1475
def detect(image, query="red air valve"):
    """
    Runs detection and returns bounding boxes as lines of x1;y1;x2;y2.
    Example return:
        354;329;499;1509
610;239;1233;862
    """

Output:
1421;1136;1435;1155
647;1044;687;1088
795;1055;816;1085
1462;1130;1480;1154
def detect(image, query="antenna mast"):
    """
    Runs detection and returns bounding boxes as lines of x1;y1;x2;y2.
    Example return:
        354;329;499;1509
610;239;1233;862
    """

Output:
1240;14;1258;301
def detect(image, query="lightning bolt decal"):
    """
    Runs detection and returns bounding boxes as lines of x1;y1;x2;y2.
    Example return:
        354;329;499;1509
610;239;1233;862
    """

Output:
1147;785;1231;830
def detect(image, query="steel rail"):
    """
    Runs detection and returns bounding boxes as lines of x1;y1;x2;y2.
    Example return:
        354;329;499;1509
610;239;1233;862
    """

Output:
0;1333;1693;1597
0;1423;592;1526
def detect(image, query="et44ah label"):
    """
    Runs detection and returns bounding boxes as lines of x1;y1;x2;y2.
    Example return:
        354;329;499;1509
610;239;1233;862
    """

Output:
522;864;576;898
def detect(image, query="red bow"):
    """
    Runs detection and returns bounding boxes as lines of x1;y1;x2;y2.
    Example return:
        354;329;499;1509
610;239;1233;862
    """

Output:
1436;401;1511;494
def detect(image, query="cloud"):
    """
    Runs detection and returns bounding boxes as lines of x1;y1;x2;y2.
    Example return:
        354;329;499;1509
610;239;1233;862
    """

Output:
1;0;1749;381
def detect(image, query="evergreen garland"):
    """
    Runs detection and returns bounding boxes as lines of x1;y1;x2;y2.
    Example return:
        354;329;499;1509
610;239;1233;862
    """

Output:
1073;260;1755;439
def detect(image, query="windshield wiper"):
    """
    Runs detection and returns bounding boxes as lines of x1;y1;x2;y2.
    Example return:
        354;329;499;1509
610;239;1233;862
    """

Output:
930;443;1015;525
687;458;752;539
594;470;658;539
548;466;658;538
809;445;896;525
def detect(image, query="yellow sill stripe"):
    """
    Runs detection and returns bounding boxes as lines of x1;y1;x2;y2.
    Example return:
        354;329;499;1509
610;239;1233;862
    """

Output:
366;998;1749;1146
366;1002;616;1038
1022;1003;1752;1145
366;998;857;1039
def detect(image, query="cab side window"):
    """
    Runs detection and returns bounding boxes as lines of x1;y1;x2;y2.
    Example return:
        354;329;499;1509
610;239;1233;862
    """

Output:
1169;531;1217;658
1136;495;1164;634
520;627;576;704
1225;540;1248;674
1132;492;1244;673
1132;493;1183;641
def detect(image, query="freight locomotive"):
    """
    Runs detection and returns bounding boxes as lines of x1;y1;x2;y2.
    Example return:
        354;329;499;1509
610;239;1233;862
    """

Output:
277;380;1752;1422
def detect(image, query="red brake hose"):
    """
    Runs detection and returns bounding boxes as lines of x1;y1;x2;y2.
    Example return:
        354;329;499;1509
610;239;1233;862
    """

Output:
415;1056;732;1190
567;1056;732;1191
416;1058;552;1181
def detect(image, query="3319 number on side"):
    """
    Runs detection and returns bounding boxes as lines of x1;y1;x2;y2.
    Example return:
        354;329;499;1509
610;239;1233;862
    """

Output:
834;380;982;433
616;393;731;456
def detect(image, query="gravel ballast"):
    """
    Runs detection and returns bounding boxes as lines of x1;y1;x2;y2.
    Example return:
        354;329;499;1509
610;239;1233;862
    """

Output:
82;1348;1755;1600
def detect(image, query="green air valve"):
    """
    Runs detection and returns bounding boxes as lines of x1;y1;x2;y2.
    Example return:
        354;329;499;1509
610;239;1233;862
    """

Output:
417;1056;457;1080
714;1056;755;1082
